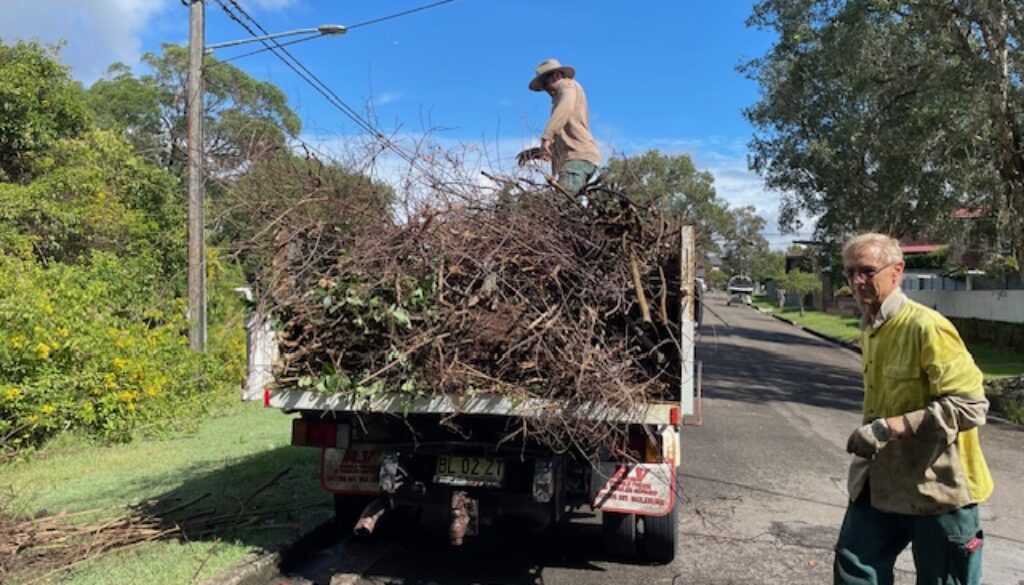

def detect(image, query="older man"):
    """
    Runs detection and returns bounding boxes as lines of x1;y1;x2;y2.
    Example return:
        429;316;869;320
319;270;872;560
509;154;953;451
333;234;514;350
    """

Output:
834;233;994;585
517;58;600;194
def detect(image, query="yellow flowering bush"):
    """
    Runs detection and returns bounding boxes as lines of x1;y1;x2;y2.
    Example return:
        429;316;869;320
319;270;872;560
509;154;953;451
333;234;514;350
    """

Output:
0;252;245;455
0;51;247;455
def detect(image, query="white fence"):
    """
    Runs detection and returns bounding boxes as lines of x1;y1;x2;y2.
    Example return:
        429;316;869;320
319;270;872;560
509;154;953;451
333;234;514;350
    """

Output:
903;289;1024;324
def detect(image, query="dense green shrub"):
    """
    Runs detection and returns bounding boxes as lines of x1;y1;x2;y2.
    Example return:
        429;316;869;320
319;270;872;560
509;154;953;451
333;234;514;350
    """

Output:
0;53;246;454
0;41;92;183
0;252;245;454
985;375;1024;424
904;247;950;270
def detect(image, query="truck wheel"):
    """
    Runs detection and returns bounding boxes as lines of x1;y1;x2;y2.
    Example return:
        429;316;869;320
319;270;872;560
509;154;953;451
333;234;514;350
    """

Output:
641;503;678;564
601;511;637;559
333;494;372;535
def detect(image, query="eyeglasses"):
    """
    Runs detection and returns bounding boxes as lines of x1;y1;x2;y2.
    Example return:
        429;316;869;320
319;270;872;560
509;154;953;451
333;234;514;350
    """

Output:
844;262;896;282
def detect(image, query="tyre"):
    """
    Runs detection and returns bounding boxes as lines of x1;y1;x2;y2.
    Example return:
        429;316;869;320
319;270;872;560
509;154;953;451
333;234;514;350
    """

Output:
641;502;678;564
601;511;637;559
333;493;373;535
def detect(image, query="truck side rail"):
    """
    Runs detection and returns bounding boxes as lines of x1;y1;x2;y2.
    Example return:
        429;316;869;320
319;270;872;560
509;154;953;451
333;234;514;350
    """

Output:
269;389;679;426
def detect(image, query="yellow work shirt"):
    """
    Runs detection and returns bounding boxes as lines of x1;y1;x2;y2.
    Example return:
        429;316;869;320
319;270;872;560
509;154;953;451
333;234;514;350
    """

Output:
850;290;994;514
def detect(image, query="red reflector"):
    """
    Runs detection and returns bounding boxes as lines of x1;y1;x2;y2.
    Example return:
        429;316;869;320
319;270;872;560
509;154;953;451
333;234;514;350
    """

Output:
263;388;271;407
307;423;336;448
670;406;680;426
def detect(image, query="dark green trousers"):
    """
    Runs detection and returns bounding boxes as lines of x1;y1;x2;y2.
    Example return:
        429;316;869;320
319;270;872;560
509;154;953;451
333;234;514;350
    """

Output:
557;159;597;195
834;489;984;585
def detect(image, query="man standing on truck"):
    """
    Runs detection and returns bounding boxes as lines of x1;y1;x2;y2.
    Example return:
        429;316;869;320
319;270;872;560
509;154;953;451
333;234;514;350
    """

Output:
834;233;993;585
517;58;600;195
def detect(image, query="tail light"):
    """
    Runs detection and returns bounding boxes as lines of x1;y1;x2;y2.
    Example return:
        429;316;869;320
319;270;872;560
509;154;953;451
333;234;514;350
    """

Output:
292;419;351;448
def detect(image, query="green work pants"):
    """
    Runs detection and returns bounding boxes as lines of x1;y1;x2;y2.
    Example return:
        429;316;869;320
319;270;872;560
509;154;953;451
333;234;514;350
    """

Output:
834;489;984;585
557;159;597;195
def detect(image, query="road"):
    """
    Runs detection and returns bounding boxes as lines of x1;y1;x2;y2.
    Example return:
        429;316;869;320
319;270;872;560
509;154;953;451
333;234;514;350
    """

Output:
269;293;1024;585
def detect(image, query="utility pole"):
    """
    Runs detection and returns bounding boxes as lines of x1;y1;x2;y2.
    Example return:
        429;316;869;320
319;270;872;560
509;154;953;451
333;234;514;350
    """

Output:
187;0;206;350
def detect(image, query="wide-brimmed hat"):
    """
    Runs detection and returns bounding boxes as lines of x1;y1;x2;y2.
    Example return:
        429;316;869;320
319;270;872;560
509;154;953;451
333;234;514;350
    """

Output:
529;58;576;91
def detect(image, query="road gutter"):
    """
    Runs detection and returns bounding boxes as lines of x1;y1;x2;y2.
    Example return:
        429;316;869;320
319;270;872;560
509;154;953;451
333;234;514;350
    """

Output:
199;517;339;585
761;310;862;354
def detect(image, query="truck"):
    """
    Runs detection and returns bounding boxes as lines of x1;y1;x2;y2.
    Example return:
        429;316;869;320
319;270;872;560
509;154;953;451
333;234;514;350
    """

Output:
239;226;700;564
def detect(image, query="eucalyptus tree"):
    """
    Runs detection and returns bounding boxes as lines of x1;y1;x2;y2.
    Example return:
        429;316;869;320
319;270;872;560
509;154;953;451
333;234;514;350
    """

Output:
88;44;301;177
744;0;1024;268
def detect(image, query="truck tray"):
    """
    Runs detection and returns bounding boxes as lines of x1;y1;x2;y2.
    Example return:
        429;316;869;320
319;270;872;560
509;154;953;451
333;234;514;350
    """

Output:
268;390;680;425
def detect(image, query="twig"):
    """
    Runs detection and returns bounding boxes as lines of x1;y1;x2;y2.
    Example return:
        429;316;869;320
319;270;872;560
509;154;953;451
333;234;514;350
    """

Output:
629;249;653;323
242;467;291;506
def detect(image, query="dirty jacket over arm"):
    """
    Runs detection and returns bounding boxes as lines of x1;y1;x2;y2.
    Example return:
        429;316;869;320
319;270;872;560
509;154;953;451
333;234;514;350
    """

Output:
849;289;994;514
540;78;600;173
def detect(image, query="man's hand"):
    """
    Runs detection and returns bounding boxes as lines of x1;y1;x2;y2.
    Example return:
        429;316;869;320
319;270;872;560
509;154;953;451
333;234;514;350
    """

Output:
540;138;553;160
516;147;546;167
846;418;892;459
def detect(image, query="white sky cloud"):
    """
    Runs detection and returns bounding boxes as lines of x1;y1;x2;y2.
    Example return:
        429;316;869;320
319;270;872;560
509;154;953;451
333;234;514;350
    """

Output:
0;0;294;84
372;91;403;107
0;0;174;83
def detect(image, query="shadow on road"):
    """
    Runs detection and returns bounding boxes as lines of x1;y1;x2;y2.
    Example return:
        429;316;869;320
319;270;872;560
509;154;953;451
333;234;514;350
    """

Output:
698;324;865;413
708;323;850;350
346;516;653;585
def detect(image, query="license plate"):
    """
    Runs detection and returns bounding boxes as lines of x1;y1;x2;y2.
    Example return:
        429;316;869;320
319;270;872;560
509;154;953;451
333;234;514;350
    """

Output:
435;456;505;487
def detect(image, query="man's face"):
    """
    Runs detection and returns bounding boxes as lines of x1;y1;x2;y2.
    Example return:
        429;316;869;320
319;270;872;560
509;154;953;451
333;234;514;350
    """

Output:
543;71;564;95
842;246;905;308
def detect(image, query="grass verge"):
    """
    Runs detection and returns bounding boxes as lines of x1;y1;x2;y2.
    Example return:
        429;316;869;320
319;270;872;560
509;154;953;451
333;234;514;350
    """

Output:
0;403;328;585
752;296;1024;380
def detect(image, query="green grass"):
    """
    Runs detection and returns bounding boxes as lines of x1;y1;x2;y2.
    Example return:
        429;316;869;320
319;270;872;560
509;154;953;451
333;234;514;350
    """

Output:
1;403;329;585
750;294;775;312
753;295;1024;381
968;343;1024;380
776;309;863;343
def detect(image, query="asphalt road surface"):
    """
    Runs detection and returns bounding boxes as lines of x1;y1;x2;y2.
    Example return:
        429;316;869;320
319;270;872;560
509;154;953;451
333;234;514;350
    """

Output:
270;292;1024;585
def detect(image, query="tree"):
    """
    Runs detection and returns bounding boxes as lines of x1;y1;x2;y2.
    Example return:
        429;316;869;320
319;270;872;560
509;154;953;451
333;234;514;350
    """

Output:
215;150;394;282
743;1;1024;270
604;150;737;258
0;41;91;183
778;269;822;316
88;44;301;176
721;205;772;278
86;63;164;162
747;248;786;284
706;270;729;290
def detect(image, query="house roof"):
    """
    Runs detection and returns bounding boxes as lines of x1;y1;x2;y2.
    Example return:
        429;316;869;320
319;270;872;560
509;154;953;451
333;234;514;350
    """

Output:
901;243;944;254
954;207;989;219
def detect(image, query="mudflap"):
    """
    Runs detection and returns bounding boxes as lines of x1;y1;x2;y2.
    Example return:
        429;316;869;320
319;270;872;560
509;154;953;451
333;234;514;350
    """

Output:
591;461;675;517
321;445;384;495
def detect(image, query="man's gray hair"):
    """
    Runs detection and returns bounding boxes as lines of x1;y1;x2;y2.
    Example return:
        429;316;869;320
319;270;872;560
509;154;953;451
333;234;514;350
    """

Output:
842;233;904;264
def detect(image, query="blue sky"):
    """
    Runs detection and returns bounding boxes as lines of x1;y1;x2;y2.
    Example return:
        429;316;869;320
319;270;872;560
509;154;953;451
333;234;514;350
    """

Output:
0;0;808;247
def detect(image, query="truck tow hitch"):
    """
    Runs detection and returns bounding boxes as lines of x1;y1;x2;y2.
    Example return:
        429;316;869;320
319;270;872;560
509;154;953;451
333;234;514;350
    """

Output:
449;490;478;545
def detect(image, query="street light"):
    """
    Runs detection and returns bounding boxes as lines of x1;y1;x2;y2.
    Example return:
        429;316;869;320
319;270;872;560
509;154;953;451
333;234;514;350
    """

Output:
204;24;347;52
186;0;344;350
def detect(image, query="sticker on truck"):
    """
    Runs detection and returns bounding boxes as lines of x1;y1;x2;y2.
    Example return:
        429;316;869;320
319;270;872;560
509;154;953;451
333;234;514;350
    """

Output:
592;462;675;516
321;445;384;494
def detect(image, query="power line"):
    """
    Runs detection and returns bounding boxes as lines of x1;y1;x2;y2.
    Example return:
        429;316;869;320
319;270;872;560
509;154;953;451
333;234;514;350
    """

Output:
346;0;455;30
217;33;321;64
213;0;431;174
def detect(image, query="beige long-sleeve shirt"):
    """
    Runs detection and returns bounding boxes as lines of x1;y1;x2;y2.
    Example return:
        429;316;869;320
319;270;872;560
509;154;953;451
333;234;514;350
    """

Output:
541;78;600;173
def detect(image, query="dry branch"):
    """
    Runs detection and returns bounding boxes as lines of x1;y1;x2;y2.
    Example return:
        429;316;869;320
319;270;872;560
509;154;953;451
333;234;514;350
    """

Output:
244;176;687;455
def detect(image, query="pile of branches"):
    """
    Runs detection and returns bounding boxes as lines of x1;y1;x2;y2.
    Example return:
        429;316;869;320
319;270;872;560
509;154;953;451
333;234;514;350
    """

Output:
0;469;317;583
260;179;687;452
